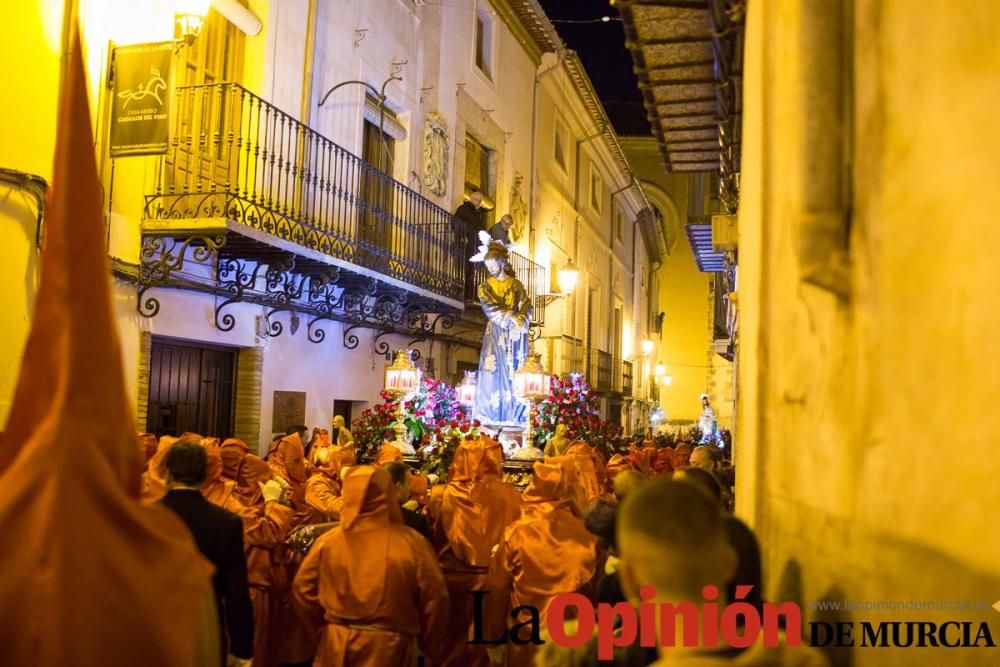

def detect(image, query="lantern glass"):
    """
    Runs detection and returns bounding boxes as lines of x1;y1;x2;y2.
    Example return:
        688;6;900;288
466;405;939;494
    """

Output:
514;353;550;401
557;259;579;295
641;339;655;355
384;350;418;396
457;371;477;405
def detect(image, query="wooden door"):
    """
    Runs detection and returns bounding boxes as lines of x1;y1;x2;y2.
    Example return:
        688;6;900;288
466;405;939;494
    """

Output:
147;338;237;439
168;8;246;193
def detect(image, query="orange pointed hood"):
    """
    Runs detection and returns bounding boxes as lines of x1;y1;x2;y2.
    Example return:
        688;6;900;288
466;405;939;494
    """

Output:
234;454;273;507
220;438;250;480
440;438;519;566
336;466;403;617
269;432;307;485
0;28;212;666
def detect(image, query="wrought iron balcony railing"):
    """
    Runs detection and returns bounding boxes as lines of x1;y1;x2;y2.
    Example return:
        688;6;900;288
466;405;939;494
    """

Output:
144;83;464;303
591;349;613;393
620;359;634;397
467;249;548;327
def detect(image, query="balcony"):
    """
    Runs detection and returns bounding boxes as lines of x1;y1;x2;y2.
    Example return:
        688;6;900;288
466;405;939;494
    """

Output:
545;335;585;377
137;83;469;346
618;360;634;397
591;349;613;394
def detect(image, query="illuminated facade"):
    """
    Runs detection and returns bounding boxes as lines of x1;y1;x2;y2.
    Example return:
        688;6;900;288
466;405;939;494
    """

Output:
0;0;656;449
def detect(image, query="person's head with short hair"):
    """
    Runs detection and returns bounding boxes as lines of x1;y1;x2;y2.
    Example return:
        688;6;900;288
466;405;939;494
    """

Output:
673;466;724;507
613;469;648;501
584;498;617;552
163;436;209;489
617;479;735;605
690;445;720;472
468;190;483;208
383;461;412;505
499;213;513;230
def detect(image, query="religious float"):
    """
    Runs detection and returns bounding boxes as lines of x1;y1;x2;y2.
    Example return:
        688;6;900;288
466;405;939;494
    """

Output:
345;232;631;485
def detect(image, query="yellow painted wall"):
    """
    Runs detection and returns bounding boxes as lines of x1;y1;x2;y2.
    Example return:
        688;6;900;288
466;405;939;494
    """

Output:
737;1;1000;664
0;0;65;426
620;138;733;429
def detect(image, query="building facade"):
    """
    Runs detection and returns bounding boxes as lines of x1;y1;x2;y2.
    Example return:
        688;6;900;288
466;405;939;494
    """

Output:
620;1;1000;665
1;0;656;452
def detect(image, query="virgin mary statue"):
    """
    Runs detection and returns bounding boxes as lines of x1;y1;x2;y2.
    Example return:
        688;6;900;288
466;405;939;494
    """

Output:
470;232;531;426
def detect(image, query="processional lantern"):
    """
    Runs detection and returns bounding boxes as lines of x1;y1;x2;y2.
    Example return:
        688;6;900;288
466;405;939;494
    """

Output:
456;370;477;406
513;353;551;453
384;350;419;452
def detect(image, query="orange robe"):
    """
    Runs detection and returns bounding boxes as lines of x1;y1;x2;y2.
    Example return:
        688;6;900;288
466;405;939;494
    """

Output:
292;466;450;667
562;440;610;501
427;439;522;667
485;457;597;667
302;445;356;523
215;445;297;667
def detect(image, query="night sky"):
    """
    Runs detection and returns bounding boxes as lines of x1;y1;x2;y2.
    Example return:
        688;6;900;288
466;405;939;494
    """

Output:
538;0;651;136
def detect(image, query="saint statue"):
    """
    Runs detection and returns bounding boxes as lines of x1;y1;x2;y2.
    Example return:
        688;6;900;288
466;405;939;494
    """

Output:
698;393;718;443
469;231;531;427
509;172;527;243
543;423;570;457
422;111;449;197
332;414;354;448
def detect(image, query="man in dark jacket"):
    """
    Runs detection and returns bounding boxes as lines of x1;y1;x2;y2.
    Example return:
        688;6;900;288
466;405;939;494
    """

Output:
454;190;485;299
160;436;254;666
383;461;433;542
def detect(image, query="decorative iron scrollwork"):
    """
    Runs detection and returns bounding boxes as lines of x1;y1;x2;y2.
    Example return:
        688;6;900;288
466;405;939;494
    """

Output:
343;324;363;350
215;258;263;331
138;234;226;318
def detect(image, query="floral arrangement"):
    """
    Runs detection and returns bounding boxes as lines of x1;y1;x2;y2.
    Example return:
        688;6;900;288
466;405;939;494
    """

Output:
352;378;473;467
403;377;468;443
350;391;398;460
532;373;627;458
417;419;482;480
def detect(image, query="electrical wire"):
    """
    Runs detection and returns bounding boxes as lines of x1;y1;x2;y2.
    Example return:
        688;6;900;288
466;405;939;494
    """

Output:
550;16;622;24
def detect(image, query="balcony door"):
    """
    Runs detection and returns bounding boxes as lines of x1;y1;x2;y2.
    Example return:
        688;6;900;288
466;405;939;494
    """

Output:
166;8;246;194
146;338;237;440
358;118;396;265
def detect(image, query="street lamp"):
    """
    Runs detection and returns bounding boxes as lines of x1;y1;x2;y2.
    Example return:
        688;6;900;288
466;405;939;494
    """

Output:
174;0;211;45
641;339;655;355
513;353;551;454
456;370;477;406
557;258;579;295
383;350;420;453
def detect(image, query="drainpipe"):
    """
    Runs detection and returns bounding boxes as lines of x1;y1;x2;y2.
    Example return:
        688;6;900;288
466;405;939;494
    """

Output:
528;49;564;254
299;0;317;125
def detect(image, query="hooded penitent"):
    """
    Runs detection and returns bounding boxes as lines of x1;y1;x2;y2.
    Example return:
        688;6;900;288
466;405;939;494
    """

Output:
431;438;522;667
0;27;213;666
483;456;597;667
292;466;449;666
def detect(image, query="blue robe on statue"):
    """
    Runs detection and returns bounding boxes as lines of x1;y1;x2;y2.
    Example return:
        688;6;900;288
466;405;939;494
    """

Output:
472;275;532;427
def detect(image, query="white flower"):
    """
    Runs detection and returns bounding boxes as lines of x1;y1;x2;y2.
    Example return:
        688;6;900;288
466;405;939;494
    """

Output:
484;353;497;373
